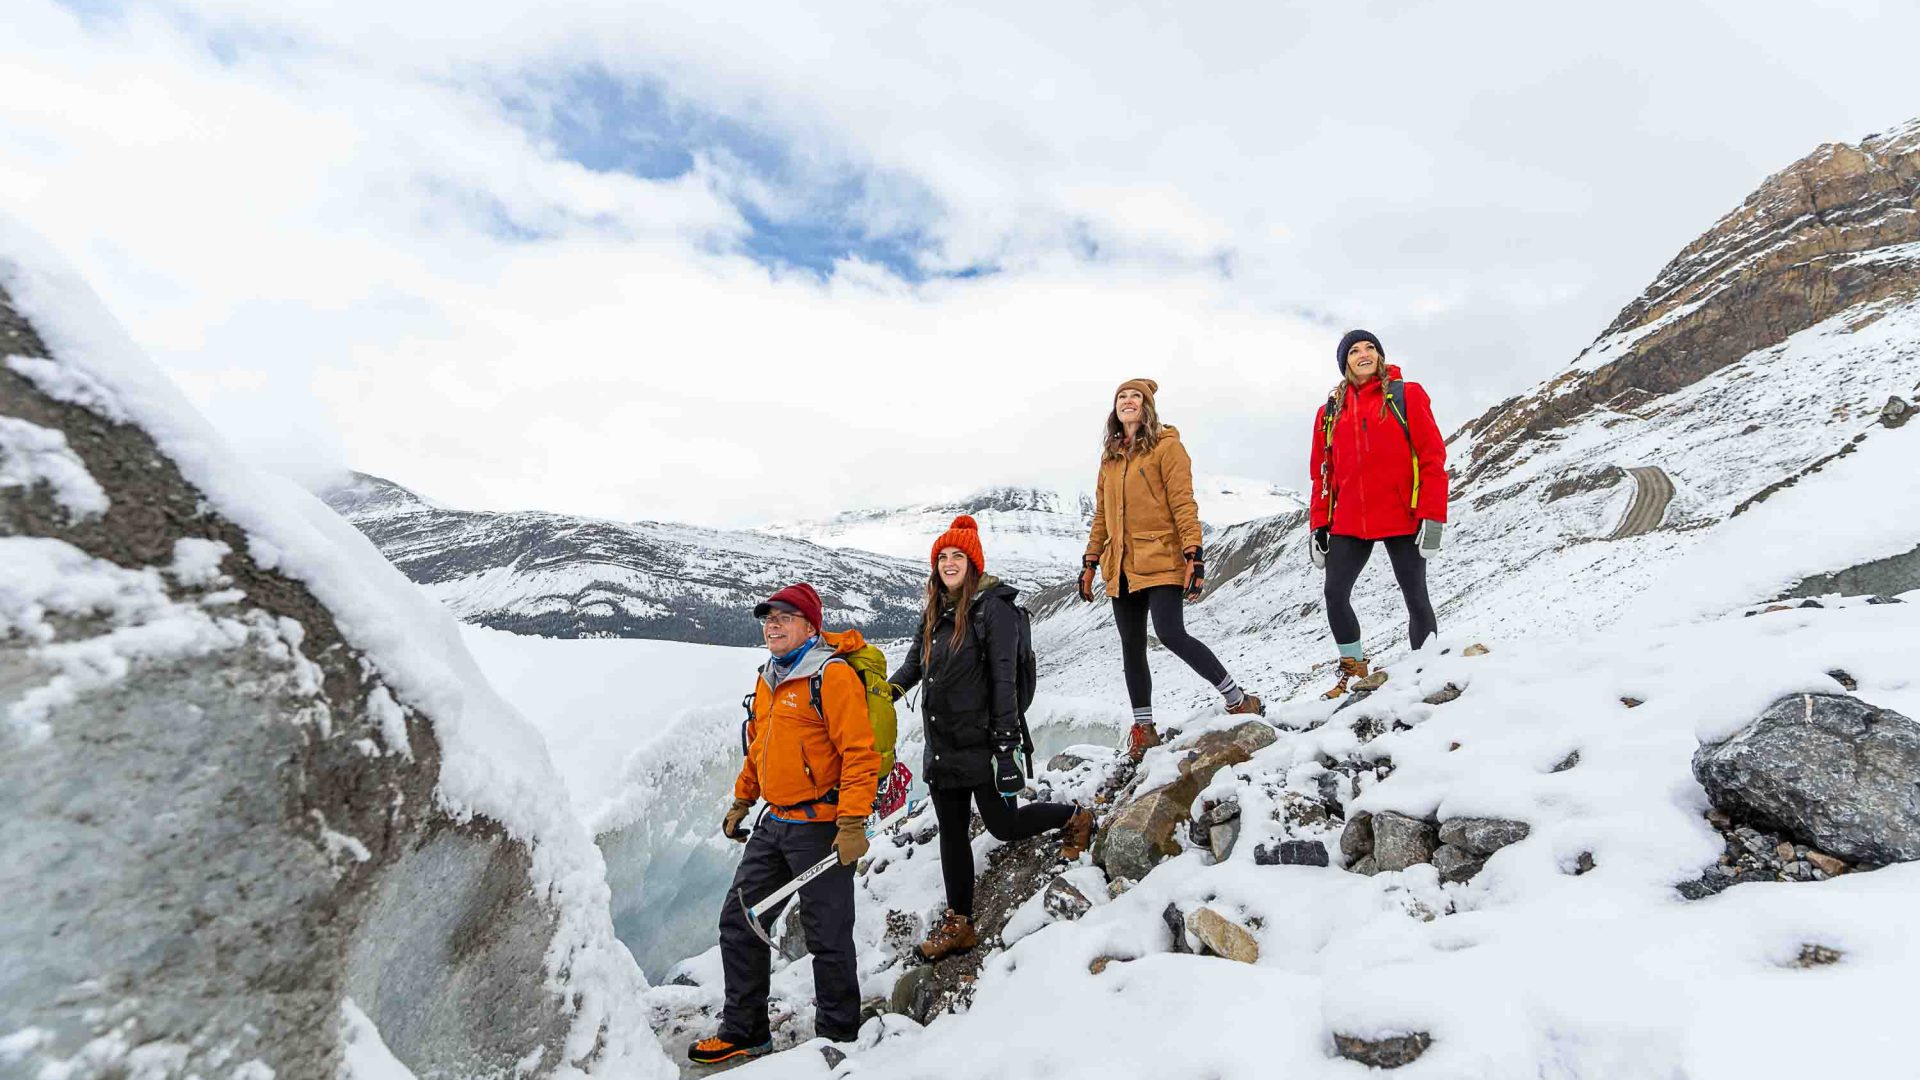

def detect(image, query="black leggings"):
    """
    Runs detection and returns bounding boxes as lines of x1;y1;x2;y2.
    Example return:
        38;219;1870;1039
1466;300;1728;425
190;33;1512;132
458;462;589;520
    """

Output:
1113;580;1230;709
1325;533;1437;651
930;783;1075;917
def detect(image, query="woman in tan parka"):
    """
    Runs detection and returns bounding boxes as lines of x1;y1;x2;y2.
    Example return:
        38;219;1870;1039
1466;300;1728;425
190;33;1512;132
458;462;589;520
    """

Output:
1078;379;1264;761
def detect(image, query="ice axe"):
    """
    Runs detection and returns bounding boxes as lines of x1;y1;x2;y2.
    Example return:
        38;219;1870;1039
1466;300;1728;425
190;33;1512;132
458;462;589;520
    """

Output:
735;795;925;947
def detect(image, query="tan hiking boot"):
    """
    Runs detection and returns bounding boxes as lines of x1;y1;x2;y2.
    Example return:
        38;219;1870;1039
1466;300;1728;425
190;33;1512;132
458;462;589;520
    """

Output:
1125;721;1161;763
917;908;978;962
1322;657;1370;700
1059;807;1096;861
1226;692;1265;717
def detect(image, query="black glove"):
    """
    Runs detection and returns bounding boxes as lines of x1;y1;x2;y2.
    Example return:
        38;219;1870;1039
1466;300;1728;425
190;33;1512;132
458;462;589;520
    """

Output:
1310;526;1330;569
1182;547;1205;602
991;741;1022;797
1077;557;1099;602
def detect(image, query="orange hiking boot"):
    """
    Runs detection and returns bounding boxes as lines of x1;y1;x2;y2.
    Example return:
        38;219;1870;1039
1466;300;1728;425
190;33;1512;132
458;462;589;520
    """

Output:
1322;657;1370;700
918;908;978;962
1226;692;1265;717
688;1035;772;1066
1059;807;1096;860
1126;721;1161;763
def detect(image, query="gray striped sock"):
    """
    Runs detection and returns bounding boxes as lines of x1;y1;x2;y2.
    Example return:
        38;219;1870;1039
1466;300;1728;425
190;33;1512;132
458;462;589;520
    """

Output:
1131;707;1154;726
1216;675;1246;708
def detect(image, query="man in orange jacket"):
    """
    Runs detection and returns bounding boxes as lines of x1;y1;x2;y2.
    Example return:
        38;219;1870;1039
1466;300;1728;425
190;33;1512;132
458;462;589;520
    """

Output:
691;582;882;1066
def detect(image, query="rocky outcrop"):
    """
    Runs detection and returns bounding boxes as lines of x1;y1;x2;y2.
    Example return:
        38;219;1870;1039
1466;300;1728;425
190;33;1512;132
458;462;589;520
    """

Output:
1693;693;1920;866
1334;1031;1433;1069
1459;120;1920;486
1;270;649;1077
1093;721;1277;881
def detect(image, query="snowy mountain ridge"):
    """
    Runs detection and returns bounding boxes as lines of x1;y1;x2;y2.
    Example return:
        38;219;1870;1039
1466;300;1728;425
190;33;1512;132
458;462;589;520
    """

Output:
319;471;930;646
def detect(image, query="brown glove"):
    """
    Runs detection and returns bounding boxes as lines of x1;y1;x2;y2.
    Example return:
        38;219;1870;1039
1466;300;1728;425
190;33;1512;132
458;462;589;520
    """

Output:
723;798;753;842
1077;558;1099;602
834;817;870;865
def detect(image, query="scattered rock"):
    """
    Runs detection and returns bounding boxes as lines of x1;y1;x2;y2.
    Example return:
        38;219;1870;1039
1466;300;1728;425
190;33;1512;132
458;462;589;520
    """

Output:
821;1045;847;1068
1774;841;1797;861
887;965;933;1018
1042;876;1093;922
1352;714;1390;742
1462;643;1490;657
1281;790;1333;830
1430;844;1487;883
1199;798;1242;827
1047;750;1093;773
883;910;923;957
1574;851;1596;875
1438;818;1532;856
1867;594;1904;605
1340;812;1374;861
667;969;701;988
1621;697;1645;708
777;900;810;962
1088;955;1128;975
1371;812;1439;872
1827;669;1858;691
1806;850;1848;876
1256;839;1330;867
1208;818;1241;862
1794;944;1842;967
1333;1031;1433;1069
1693;693;1920;866
1551;750;1581;773
1187;907;1260;964
1163;903;1191;953
1422;683;1463;705
1883;395;1912;428
1093;721;1277;881
1349;854;1379;876
1798;599;1825;609
1108;876;1135;899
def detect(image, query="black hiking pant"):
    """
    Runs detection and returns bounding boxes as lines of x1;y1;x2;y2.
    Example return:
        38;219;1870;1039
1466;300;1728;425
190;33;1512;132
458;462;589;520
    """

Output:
931;782;1075;918
717;815;859;1044
1113;579;1230;709
1324;532;1437;651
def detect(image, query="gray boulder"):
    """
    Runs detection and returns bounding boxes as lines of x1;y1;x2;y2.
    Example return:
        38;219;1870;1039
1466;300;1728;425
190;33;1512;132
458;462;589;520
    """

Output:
1334;1031;1432;1068
1693;693;1920;866
1438;817;1532;856
1042;876;1093;922
1093;721;1276;881
1371;812;1439;872
1430;844;1486;883
1339;811;1375;861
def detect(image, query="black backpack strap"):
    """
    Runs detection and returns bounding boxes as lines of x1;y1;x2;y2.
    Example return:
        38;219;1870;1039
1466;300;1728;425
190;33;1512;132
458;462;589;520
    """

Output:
1385;379;1412;440
808;656;849;720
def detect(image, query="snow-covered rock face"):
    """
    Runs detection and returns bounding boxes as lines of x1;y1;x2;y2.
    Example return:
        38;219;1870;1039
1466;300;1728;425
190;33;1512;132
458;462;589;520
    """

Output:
322;471;929;646
0;239;665;1079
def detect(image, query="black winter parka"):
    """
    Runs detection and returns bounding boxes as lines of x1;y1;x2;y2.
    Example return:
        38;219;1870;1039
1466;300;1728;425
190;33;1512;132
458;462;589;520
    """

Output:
891;581;1022;790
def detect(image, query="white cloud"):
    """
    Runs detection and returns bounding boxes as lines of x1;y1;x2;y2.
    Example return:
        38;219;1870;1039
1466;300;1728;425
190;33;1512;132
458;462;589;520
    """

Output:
2;0;1914;526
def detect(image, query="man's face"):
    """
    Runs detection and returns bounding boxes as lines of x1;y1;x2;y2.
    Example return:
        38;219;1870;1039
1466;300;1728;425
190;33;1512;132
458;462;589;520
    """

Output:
761;609;814;654
1346;340;1382;380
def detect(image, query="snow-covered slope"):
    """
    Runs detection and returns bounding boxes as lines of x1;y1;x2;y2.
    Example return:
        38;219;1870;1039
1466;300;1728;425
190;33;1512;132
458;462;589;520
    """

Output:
321;472;928;646
1028;118;1920;717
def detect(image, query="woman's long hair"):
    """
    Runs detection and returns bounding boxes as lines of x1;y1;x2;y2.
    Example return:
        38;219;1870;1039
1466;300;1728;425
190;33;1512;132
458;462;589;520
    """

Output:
921;559;980;661
1101;394;1163;461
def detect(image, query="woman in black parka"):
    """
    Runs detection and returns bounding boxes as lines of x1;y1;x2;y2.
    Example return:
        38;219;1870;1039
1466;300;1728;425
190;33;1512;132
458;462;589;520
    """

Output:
890;515;1094;962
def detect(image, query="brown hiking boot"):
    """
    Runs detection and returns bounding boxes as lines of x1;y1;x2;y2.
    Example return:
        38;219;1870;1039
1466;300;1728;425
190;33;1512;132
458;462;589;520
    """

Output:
1322;657;1370;700
1125;721;1161;763
1226;692;1265;717
1059;807;1096;860
918;908;977;962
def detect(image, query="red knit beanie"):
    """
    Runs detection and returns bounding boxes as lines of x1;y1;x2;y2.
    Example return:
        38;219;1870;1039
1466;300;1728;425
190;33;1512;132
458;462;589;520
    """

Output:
754;582;824;631
930;514;985;574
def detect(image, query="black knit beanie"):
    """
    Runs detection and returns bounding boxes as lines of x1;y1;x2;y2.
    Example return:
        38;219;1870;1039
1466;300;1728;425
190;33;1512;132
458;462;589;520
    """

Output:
1336;329;1384;374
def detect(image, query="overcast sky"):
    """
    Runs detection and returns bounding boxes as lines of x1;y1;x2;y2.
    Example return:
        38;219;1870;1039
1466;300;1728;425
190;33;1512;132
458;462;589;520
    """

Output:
3;0;1914;526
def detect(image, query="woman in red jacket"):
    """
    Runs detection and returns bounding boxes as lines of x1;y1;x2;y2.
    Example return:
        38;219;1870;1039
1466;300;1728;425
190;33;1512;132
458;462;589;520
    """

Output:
1307;330;1449;698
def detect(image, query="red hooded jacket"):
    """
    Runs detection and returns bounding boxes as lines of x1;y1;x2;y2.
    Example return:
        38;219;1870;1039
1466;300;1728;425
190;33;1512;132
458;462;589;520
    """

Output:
1308;364;1448;539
